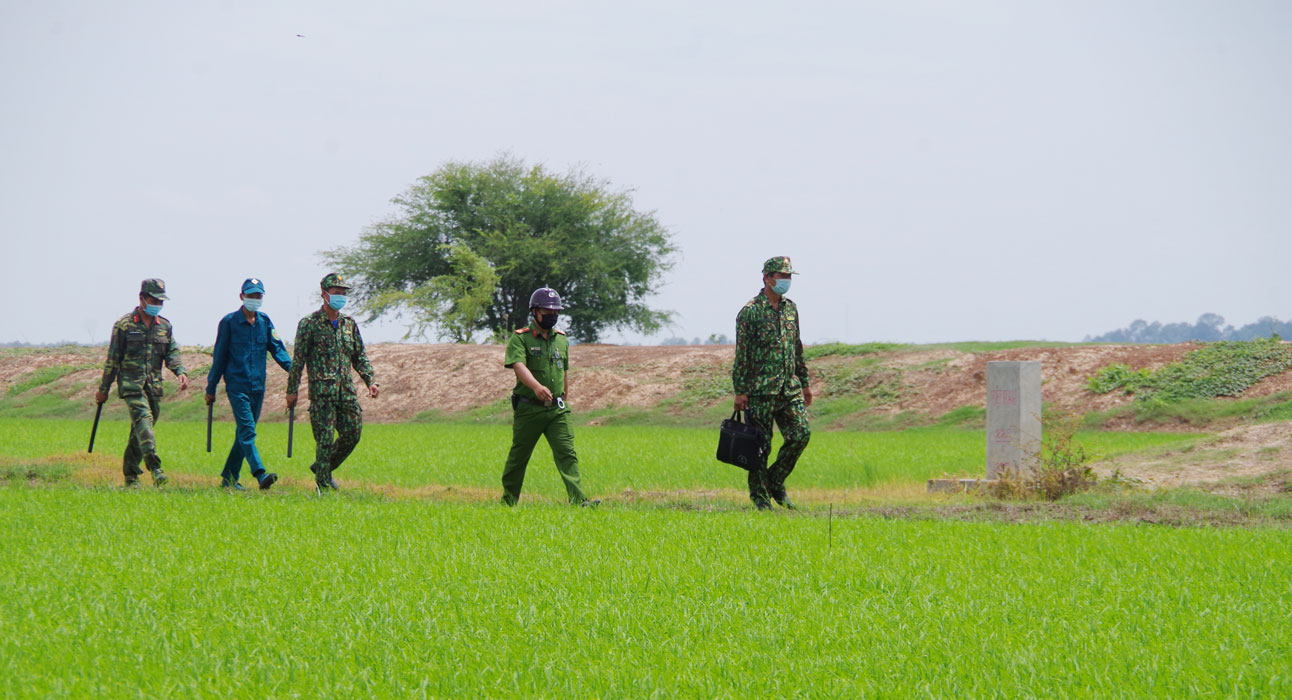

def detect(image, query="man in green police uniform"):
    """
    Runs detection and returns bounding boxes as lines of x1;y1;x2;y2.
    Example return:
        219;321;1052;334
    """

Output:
501;287;598;507
95;278;190;487
733;256;813;510
285;273;379;493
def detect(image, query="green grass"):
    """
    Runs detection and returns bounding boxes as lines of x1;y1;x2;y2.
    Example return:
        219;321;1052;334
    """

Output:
5;364;98;397
1;418;1203;494
1084;391;1292;429
1;487;1289;697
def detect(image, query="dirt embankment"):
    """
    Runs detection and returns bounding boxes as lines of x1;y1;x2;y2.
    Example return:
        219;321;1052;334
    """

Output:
7;342;1292;424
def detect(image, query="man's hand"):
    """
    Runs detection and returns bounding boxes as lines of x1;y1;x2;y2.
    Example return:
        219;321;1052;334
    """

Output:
286;393;298;409
205;393;215;406
734;394;749;411
177;374;189;391
95;390;107;404
368;384;380;399
533;385;554;403
803;386;813;408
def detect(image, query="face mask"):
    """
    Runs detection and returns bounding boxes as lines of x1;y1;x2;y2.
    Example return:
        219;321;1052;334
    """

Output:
327;294;347;311
143;303;163;317
242;298;263;312
536;313;559;330
772;279;791;295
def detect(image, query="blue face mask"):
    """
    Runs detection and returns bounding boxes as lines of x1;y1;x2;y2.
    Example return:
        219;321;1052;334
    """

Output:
327;294;347;311
772;279;791;295
242;298;263;312
143;303;163;317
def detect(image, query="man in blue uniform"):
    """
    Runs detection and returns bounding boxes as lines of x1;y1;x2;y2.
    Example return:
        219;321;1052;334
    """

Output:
205;278;292;490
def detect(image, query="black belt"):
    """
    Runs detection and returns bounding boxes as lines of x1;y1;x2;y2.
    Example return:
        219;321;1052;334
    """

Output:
512;394;566;409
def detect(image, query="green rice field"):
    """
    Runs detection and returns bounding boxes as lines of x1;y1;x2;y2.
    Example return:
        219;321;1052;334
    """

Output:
2;418;1287;698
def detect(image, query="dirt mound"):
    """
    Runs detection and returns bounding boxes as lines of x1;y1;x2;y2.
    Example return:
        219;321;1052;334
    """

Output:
1093;421;1292;492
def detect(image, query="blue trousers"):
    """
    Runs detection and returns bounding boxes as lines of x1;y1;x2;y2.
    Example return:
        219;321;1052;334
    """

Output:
221;390;268;484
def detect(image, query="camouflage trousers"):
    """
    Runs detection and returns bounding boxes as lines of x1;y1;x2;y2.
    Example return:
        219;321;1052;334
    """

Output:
746;392;811;503
308;395;362;483
122;392;163;480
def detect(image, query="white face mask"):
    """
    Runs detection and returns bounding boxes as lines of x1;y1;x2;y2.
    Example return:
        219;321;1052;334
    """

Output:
243;298;263;312
772;279;791;295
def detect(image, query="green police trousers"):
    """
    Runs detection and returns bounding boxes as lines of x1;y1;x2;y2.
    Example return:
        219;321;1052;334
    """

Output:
501;402;587;505
122;392;163;480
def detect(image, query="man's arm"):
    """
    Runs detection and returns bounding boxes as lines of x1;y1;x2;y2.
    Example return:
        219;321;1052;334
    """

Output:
206;316;230;397
163;323;189;391
96;322;124;402
266;316;292;373
285;318;308;407
513;363;554;403
349;321;378;398
732;307;753;410
794;311;812;407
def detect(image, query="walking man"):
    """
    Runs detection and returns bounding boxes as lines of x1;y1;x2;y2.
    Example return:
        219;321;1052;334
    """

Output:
206;278;292;490
285;273;379;493
95;278;190;487
732;256;813;510
500;287;597;506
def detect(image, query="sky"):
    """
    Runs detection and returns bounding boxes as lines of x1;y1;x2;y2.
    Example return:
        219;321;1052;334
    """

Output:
2;0;1289;346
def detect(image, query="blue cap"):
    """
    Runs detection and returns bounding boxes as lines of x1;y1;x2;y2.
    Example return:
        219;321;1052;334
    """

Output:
241;278;266;295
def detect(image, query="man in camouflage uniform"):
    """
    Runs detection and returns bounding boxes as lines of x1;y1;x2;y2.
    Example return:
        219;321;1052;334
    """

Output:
286;273;379;493
732;256;813;510
95;278;190;487
500;287;597;507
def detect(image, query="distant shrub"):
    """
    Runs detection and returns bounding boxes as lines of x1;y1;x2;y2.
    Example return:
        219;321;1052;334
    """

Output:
1087;364;1152;395
1086;339;1292;405
805;342;908;360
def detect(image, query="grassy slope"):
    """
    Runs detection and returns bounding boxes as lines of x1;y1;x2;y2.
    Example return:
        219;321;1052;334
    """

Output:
1;488;1289;698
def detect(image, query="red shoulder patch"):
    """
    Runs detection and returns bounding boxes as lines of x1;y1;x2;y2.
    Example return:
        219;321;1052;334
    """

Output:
554;329;566;335
515;327;530;334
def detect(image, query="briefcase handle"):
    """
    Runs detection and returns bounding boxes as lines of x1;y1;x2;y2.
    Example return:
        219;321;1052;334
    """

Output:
729;410;750;424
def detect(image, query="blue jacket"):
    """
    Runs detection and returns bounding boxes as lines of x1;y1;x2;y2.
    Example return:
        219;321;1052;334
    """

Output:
206;309;292;395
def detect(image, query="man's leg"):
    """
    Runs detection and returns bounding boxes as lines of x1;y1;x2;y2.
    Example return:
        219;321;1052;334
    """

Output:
229;391;270;483
501;404;547;506
328;396;363;475
745;396;776;507
766;393;811;504
221;390;249;485
544;409;587;504
123;394;164;485
308;400;338;488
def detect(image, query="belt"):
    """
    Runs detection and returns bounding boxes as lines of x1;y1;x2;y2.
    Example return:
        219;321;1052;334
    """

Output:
513;394;566;409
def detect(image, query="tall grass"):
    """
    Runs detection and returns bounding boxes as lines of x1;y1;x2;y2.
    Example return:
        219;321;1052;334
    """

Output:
0;488;1288;698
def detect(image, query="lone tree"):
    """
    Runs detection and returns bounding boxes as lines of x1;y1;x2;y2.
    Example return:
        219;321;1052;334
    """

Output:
324;155;676;343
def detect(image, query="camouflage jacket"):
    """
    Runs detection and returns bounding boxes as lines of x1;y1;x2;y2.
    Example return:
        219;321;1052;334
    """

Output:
98;309;187;398
732;290;809;397
286;308;376;402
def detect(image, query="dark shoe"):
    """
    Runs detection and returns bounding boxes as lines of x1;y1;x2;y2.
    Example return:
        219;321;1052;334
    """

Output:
770;489;797;510
151;468;169;487
258;473;278;491
220;478;244;490
754;500;774;511
124;478;140;489
578;499;601;508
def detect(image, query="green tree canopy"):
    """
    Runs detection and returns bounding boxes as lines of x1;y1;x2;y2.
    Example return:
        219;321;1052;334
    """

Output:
324;155;677;343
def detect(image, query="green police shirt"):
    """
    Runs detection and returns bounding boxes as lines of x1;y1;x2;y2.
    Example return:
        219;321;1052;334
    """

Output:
504;327;569;401
98;309;187;398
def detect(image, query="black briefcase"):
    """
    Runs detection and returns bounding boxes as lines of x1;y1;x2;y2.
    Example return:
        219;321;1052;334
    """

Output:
716;410;768;471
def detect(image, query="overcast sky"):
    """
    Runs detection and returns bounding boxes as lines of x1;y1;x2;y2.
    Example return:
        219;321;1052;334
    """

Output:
3;0;1289;346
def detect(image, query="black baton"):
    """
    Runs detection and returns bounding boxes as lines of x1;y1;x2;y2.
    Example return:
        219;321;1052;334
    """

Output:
206;402;213;453
287;406;295;458
88;402;104;453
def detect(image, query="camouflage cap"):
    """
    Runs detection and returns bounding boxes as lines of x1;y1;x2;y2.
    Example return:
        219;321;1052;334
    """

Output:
320;273;352;290
140;278;169;300
762;256;796;276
